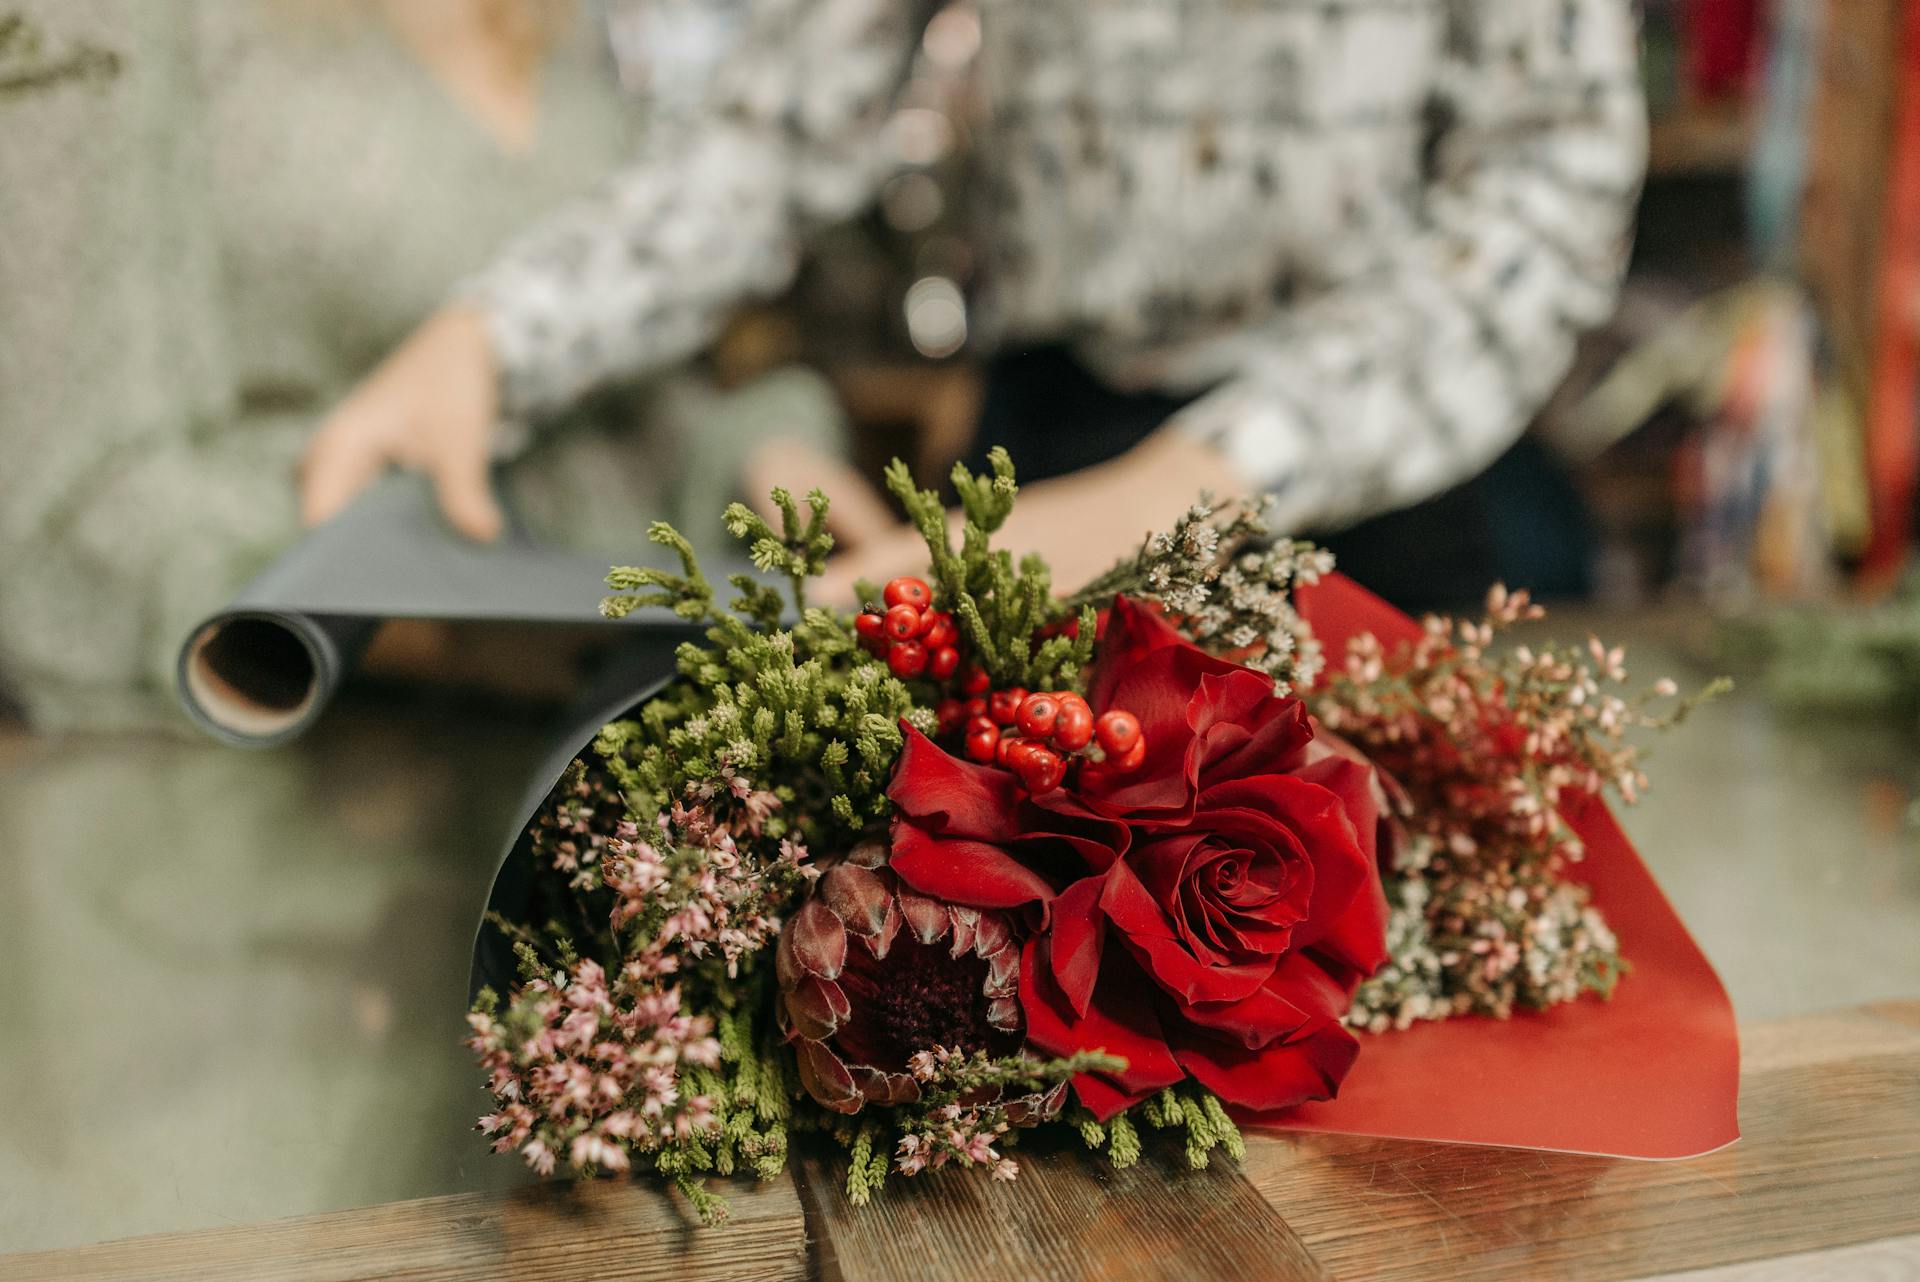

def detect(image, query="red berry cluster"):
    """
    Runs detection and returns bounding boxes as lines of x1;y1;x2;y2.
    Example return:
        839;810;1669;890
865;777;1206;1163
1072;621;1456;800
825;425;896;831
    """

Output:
937;687;1145;795
855;575;1140;795
854;577;961;682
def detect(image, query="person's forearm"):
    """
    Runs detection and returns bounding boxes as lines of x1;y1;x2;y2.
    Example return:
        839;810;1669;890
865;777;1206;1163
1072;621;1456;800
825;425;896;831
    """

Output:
815;428;1241;604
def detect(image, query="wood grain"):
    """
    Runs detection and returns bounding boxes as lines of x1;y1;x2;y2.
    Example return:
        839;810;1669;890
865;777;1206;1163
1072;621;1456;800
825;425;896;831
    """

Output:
1629;1232;1920;1282
0;1170;810;1282
4;1003;1915;1281
797;1136;1327;1282
1239;1002;1920;1282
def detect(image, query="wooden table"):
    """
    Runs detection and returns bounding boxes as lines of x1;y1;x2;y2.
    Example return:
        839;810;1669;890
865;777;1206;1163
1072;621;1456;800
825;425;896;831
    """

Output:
8;1002;1916;1282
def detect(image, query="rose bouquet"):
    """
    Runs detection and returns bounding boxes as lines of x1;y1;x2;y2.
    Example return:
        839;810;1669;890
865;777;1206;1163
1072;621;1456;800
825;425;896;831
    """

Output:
466;452;1735;1220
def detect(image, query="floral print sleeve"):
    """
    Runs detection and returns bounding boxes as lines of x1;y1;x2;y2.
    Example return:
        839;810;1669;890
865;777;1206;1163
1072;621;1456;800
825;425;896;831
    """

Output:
464;0;919;422
1167;0;1647;531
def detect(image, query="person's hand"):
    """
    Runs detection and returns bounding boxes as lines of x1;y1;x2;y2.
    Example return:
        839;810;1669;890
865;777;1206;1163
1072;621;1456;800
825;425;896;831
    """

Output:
742;437;899;550
813;429;1241;604
300;305;505;541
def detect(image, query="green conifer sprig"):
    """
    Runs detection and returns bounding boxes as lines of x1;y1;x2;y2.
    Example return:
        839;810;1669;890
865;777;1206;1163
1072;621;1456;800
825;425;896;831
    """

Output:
1134;1084;1246;1169
603;523;715;621
721;486;834;616
882;450;1096;691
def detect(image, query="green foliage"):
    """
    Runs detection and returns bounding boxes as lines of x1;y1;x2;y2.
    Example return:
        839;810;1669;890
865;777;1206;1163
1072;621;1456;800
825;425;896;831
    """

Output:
654;969;795;1223
1106;1111;1143;1169
603;523;715;622
843;1125;892;1207
1134;1084;1245;1170
882;450;1095;691
594;489;932;847
722;487;835;616
1064;1084;1242;1173
595;455;1113;847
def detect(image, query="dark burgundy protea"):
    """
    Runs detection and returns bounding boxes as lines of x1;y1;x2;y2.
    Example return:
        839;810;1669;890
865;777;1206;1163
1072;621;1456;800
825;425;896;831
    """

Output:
775;845;1021;1113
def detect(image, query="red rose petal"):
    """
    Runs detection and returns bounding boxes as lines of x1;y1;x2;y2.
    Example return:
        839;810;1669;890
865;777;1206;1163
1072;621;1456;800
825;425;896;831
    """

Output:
1046;874;1109;1018
1171;952;1349;1049
888;824;1060;908
1084;596;1192;713
1170;1017;1360;1112
1020;937;1184;1121
1192;686;1315;791
888;726;1028;840
1099;859;1275;1004
1199;774;1383;976
1068;1069;1158;1121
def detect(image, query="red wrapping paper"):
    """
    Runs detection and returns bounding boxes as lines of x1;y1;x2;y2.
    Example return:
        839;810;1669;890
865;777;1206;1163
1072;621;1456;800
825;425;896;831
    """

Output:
1253;574;1741;1159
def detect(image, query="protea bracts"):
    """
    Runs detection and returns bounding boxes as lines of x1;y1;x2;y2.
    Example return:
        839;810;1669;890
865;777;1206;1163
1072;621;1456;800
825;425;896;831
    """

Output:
774;844;1022;1113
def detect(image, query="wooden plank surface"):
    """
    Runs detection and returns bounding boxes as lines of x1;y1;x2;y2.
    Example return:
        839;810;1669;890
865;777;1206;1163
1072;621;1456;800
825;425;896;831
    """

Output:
1239;1002;1920;1282
3;1003;1916;1281
0;1169;811;1282
1628;1232;1920;1281
797;1138;1327;1282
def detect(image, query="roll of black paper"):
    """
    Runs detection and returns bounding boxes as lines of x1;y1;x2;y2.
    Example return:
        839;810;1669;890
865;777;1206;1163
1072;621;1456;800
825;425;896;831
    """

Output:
466;661;675;1002
175;477;694;746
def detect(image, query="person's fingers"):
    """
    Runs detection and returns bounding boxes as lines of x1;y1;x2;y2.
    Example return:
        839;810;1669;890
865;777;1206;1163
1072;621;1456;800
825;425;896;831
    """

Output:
743;441;897;548
817;524;931;606
821;471;897;548
427;437;504;542
813;556;868;607
299;423;390;528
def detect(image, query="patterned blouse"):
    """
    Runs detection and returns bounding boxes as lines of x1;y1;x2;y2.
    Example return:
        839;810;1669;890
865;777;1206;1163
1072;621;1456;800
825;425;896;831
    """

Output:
470;0;1646;532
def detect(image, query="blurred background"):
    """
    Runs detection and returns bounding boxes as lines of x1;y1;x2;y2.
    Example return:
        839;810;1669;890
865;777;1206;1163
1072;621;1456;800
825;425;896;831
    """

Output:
2;0;1918;1257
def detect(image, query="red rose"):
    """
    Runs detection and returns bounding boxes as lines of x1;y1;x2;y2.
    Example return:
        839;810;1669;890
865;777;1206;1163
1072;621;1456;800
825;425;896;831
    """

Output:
889;597;1388;1119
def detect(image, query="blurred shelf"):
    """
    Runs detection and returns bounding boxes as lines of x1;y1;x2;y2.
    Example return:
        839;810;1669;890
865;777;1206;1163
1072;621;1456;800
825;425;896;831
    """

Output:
1649;102;1754;176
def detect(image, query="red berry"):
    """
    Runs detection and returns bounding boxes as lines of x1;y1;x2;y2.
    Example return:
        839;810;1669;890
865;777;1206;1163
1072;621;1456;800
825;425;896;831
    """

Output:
854;611;885;639
988;687;1029;725
1052;698;1094;751
959;665;991;696
884;604;922;641
995;733;1027;766
964;696;989;721
1095;709;1142;756
923;613;958;650
883;576;932;610
929;645;960;681
1015;745;1066;793
1112;737;1147;771
935;698;966;734
1016;693;1060;740
965;722;1000;763
887;641;928;679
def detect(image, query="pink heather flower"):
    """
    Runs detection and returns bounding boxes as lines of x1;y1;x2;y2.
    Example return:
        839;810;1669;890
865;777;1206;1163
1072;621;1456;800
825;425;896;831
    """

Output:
474;770;808;1179
467;958;721;1177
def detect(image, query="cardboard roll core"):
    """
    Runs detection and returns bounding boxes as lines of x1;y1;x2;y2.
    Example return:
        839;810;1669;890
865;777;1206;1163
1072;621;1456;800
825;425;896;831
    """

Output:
182;616;320;744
